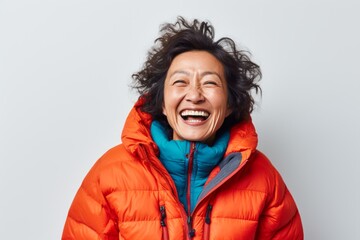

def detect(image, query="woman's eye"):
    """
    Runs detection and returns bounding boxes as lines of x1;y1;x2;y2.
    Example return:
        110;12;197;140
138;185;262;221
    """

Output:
173;80;186;85
204;80;218;86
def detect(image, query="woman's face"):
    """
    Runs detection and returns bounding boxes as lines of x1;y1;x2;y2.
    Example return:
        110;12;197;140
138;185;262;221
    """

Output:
162;51;232;144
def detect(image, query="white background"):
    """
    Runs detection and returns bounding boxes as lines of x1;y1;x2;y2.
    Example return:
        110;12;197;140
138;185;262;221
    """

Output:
1;0;359;239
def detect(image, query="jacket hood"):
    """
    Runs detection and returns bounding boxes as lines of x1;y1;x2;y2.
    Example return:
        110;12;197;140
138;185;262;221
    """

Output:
121;97;159;160
121;97;258;161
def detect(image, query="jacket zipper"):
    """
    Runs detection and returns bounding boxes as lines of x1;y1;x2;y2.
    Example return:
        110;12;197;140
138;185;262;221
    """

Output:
186;142;196;238
190;154;251;239
140;145;188;240
141;145;251;240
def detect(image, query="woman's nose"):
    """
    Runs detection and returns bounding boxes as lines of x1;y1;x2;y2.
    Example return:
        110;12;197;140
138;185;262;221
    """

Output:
185;85;205;103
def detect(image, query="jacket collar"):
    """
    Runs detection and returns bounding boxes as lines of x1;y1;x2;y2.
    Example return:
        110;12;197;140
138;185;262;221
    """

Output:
121;98;258;163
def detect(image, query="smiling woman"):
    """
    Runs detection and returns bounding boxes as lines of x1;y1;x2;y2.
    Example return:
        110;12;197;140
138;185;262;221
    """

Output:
162;51;231;144
62;16;304;240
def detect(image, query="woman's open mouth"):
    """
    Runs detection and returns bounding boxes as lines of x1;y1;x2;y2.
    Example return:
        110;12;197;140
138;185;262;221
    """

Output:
180;110;210;123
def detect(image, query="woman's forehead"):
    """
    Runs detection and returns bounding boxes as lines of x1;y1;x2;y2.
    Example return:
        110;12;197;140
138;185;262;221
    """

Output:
167;51;225;78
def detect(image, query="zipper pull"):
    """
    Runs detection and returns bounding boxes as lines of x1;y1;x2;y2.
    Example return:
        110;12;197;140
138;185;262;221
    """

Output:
205;204;213;224
160;205;167;227
160;205;169;240
187;216;196;238
203;205;213;240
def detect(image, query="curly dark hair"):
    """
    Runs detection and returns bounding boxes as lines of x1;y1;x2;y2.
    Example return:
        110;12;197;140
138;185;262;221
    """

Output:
132;16;261;130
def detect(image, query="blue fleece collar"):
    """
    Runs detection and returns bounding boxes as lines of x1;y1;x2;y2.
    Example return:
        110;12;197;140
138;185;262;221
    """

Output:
150;120;229;213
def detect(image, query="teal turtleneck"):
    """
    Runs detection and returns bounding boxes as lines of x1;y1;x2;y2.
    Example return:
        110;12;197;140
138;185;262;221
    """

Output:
150;120;230;213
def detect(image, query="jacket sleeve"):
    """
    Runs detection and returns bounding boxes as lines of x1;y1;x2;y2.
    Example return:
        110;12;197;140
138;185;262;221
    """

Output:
256;170;304;240
62;162;119;240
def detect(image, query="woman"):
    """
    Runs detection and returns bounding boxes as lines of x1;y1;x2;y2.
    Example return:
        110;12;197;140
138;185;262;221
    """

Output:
62;17;303;240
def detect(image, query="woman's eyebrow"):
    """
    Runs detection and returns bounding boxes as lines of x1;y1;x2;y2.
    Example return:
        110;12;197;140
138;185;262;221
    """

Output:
169;70;222;79
169;70;190;78
201;71;223;80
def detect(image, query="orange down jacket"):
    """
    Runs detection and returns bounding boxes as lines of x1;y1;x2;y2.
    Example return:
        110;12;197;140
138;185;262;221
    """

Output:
62;99;304;240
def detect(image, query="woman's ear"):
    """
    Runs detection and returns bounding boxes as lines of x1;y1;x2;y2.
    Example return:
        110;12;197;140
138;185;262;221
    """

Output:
226;107;233;117
162;104;167;116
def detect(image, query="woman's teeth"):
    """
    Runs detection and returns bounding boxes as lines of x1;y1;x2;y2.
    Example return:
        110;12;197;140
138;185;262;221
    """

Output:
180;110;209;117
180;110;209;121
